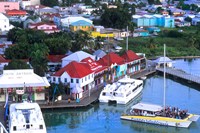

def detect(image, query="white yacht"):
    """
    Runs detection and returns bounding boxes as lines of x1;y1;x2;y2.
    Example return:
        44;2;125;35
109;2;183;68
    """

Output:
9;102;46;133
99;75;143;104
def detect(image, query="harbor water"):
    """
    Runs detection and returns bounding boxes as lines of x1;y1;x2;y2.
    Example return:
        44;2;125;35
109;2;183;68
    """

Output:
43;58;200;133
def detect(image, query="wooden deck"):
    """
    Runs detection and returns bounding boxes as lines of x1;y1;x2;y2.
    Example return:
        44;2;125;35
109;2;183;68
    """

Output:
39;87;103;109
156;67;200;84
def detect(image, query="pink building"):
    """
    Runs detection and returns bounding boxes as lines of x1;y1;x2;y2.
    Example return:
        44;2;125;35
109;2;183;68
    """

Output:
0;2;19;13
28;22;60;34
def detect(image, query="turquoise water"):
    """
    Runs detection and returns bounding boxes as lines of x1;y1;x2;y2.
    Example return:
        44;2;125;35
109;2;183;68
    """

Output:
43;58;200;133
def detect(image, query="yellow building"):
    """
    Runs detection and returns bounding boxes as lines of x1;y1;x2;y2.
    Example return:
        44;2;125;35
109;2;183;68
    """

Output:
70;20;93;32
91;31;114;38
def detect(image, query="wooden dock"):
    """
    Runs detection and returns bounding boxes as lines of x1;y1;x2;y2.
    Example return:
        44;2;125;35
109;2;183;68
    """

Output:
156;67;200;85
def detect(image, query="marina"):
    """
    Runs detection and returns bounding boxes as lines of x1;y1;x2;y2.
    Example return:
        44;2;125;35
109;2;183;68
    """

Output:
0;58;200;133
43;74;200;133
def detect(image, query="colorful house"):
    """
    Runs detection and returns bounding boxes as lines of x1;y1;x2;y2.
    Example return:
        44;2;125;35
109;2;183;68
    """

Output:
97;52;126;81
69;20;93;32
132;14;175;28
121;50;145;74
28;22;60;34
81;57;108;87
0;2;19;13
54;16;93;28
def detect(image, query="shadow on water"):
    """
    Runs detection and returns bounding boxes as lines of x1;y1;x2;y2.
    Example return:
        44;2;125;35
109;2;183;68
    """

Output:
43;105;95;128
156;72;200;92
121;120;190;133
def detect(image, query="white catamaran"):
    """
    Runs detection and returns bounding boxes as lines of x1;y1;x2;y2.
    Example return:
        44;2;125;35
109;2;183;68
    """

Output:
99;75;143;104
121;44;199;128
9;101;47;133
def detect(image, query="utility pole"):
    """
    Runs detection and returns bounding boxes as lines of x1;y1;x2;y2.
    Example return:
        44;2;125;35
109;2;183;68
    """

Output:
126;26;128;51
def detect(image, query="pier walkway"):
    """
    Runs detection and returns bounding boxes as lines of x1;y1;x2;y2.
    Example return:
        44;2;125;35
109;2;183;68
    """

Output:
156;67;200;84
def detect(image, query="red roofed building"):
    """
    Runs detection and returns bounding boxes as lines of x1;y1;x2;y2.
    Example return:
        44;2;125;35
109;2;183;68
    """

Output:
28;22;60;34
47;55;67;72
81;57;108;86
0;55;10;71
6;9;27;16
97;52;126;81
121;50;146;74
51;61;95;100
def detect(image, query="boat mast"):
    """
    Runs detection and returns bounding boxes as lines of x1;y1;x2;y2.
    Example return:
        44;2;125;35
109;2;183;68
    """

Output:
163;44;166;111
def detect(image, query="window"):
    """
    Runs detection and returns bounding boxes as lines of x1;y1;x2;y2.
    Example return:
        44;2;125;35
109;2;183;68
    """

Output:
58;78;61;82
64;78;67;83
76;79;79;83
71;79;73;83
88;75;90;79
85;77;87;81
53;77;55;81
82;79;83;83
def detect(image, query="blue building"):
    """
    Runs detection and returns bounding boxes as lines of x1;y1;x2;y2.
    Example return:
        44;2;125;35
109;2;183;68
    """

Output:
132;14;174;28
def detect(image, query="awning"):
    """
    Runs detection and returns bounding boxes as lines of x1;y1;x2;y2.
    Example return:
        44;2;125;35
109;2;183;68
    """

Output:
0;69;50;88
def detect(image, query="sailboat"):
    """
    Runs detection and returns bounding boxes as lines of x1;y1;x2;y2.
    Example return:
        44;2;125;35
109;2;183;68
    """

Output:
120;44;199;128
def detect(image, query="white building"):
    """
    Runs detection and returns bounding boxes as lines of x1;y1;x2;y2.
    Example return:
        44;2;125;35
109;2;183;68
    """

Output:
0;69;50;102
54;16;93;28
61;51;95;67
52;61;94;100
0;13;14;33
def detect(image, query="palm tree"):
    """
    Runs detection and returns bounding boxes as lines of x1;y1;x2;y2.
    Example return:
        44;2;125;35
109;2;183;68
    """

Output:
30;43;49;76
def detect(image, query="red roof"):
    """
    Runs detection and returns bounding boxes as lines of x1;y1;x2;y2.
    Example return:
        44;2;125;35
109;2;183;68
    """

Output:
6;9;27;16
48;55;67;62
0;55;10;63
53;61;93;78
97;52;125;66
81;57;108;73
121;50;141;63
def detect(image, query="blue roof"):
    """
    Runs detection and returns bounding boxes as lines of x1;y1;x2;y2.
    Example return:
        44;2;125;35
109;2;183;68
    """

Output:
70;20;93;26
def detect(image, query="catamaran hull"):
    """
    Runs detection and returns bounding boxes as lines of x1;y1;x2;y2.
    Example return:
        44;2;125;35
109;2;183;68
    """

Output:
120;116;192;128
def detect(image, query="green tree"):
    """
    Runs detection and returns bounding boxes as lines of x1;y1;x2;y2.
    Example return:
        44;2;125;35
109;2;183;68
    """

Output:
4;59;30;70
30;43;49;76
100;8;131;29
7;28;26;43
25;29;46;44
44;36;72;55
185;17;192;22
70;30;92;52
4;43;30;59
41;0;58;7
